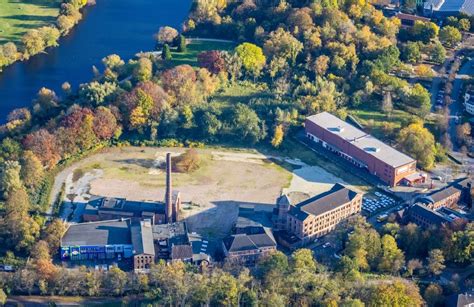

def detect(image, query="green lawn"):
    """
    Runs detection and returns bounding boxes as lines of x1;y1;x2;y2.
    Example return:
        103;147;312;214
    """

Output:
0;0;61;44
348;109;414;141
169;40;236;67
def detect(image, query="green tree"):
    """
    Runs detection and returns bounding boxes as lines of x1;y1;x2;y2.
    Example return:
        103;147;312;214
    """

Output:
0;138;21;163
439;26;462;47
177;35;187;52
398;122;436;169
235;43;266;78
412;21;439;43
402;42;421;64
449;223;474;264
430;42;446;64
0;161;23;199
232;103;266;144
403;83;431;117
162;44;172;60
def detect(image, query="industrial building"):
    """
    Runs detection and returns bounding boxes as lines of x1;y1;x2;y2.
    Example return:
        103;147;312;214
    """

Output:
82;153;181;224
305;112;421;186
60;152;211;270
274;183;362;247
223;206;277;265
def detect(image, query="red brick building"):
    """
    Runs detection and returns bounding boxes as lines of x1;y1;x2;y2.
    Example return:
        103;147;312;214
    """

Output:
305;112;420;187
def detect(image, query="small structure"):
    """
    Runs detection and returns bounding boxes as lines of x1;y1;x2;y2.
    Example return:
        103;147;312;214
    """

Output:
222;206;277;265
447;291;474;307
274;183;362;248
305;112;420;187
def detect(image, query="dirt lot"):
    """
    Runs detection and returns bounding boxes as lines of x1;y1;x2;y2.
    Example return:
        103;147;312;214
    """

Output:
54;147;364;239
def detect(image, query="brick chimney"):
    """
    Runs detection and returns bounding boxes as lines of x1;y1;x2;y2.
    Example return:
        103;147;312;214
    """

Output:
165;153;173;223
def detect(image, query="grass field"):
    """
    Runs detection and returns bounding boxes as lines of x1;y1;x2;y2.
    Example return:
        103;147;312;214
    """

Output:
169;40;236;67
0;0;61;44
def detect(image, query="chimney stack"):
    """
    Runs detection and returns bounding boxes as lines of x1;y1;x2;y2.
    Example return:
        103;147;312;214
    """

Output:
165;153;173;223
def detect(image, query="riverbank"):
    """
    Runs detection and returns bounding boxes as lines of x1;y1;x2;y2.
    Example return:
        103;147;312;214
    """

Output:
0;0;92;72
7;294;148;306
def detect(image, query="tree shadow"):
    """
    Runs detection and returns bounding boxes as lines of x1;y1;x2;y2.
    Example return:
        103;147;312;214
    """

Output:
3;14;57;23
113;158;156;169
8;0;61;10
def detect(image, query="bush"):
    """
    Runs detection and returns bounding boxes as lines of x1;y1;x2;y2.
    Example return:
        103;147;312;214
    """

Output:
173;149;201;173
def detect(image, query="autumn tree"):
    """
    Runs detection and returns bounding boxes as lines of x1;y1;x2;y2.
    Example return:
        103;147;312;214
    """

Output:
133;57;153;82
366;280;423;306
427;249;446;276
2;188;40;251
0;160;23;199
398;122;436;169
271;124;284;148
23;129;60;168
439;26;462;47
174;149;201;173
43;219;67;255
20;150;45;191
155;26;179;44
104;267;128;296
235;43;266;78
424;284;444;307
377;234;405;274
263;28;303;65
198;50;226;74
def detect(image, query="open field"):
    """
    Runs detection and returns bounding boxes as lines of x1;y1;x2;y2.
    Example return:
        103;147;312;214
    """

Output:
55;146;367;239
0;0;61;44
169;39;236;67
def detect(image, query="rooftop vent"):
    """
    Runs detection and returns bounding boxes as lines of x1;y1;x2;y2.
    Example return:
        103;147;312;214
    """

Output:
364;147;380;153
328;126;344;133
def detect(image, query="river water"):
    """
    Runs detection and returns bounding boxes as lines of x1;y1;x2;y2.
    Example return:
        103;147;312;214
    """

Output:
0;0;191;122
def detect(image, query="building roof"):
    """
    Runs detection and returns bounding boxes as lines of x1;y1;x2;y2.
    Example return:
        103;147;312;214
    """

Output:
86;197;165;217
424;0;474;14
223;228;276;253
395;12;431;22
428;185;461;203
288;183;359;221
152;222;189;245
408;203;454;225
171;244;193;260
131;220;155;256
306;112;415;168
61;219;132;246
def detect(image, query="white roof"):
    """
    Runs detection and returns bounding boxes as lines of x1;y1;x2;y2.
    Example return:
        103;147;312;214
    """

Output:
307;112;416;168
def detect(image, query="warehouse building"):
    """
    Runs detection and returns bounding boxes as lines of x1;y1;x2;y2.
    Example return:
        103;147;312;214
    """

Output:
305;112;421;186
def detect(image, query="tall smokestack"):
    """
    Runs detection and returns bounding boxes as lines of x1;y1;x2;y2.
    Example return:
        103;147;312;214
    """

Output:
165;153;173;223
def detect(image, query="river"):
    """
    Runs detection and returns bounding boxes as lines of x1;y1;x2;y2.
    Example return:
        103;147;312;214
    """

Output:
0;0;191;122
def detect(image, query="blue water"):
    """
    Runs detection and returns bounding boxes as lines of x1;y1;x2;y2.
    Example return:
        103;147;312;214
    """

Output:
0;0;191;122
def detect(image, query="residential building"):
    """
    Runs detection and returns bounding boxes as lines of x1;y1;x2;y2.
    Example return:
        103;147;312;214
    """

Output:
305;112;420;186
274;183;363;247
223;206;277;265
423;0;474;17
447;291;474;307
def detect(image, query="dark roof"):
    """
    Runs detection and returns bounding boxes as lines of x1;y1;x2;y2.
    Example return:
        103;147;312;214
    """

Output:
171;244;193;260
131;221;155;256
428;185;461;203
396;12;431;22
86;197;165;217
223;228;276;253
408;204;453;225
61;219;132;246
288;184;359;221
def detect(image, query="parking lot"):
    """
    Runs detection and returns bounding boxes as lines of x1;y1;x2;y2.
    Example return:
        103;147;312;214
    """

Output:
362;192;399;216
